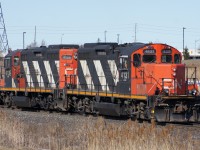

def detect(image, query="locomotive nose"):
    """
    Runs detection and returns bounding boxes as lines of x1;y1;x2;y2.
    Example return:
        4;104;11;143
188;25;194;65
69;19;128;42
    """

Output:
145;64;186;95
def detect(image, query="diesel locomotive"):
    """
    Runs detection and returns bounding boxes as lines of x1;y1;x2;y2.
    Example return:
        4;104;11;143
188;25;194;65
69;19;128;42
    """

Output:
0;42;199;123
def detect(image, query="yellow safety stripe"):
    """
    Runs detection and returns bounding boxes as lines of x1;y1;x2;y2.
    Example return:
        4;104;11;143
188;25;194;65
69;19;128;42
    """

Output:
0;87;147;100
67;90;147;100
162;95;195;100
0;87;52;93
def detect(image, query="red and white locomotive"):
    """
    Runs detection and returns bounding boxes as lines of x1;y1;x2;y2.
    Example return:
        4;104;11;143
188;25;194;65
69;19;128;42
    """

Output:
0;42;199;123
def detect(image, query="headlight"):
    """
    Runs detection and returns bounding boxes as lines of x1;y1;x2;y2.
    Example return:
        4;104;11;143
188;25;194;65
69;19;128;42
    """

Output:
172;72;176;76
172;68;176;72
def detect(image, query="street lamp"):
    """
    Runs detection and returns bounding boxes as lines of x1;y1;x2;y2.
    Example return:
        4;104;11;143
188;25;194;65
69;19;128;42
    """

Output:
195;39;200;59
61;34;64;44
23;32;26;49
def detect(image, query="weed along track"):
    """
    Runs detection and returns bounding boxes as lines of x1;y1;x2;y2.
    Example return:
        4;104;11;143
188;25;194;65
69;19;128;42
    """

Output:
0;107;199;150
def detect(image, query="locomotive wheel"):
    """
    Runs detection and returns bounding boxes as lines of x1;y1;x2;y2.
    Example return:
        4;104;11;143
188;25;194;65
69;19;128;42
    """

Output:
77;100;85;115
43;98;50;111
65;98;73;112
4;96;12;108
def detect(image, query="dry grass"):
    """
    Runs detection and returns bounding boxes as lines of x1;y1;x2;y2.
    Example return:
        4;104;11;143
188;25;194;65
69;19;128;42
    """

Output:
0;110;197;150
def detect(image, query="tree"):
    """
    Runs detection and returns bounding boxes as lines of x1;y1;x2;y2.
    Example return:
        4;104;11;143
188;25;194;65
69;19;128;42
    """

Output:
183;46;190;60
26;40;46;49
97;38;101;43
41;40;46;46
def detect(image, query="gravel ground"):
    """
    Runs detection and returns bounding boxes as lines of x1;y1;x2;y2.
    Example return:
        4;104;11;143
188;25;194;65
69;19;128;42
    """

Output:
0;107;127;130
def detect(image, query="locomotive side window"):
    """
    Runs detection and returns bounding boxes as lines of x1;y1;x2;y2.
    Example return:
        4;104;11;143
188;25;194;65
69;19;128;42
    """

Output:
96;49;106;55
143;55;156;63
14;56;20;66
174;54;181;64
133;54;141;67
34;52;42;57
120;56;128;69
161;55;172;63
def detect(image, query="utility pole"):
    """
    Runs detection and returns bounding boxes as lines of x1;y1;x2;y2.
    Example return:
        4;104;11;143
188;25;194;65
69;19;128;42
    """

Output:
61;34;64;44
134;23;137;42
23;32;26;49
183;27;186;53
117;34;120;44
0;3;9;53
34;26;36;45
104;30;107;43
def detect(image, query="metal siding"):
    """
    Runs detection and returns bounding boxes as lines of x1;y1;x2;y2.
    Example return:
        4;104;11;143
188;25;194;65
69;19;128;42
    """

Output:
32;61;44;87
43;60;55;88
22;61;34;87
108;60;119;86
80;60;94;90
5;70;12;88
77;61;88;90
49;60;59;87
12;78;16;88
27;60;39;87
87;59;102;91
55;60;60;74
38;59;49;88
101;59;115;92
93;60;108;91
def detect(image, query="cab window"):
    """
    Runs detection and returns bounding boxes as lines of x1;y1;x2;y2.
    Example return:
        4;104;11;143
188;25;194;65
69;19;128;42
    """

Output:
133;54;141;67
14;56;20;66
143;55;156;63
161;55;172;63
174;54;181;64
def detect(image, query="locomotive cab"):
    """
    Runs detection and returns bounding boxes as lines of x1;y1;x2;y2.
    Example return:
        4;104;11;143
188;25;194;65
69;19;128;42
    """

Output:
59;48;78;89
4;50;23;88
130;44;186;96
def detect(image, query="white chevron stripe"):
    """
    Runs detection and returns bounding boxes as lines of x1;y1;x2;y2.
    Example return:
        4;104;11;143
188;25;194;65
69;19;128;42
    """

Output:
80;60;94;90
55;60;60;73
108;60;119;85
94;60;109;91
12;78;16;88
22;61;34;87
43;60;55;88
32;61;44;87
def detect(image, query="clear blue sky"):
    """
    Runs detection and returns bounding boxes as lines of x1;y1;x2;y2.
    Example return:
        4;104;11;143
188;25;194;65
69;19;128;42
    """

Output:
1;0;200;51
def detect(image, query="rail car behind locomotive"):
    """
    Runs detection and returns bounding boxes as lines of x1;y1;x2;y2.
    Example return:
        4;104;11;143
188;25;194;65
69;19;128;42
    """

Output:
0;42;200;123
